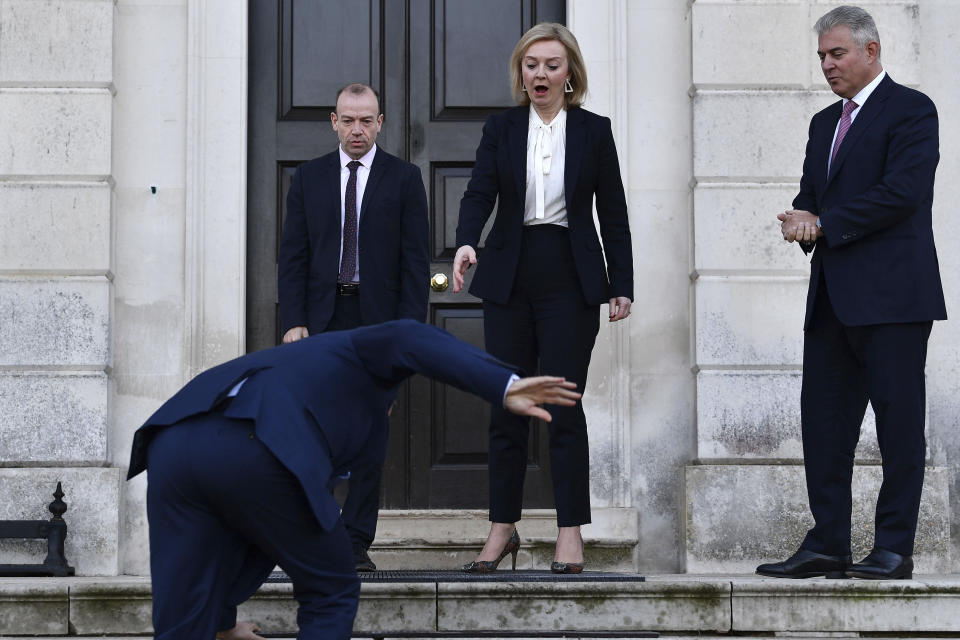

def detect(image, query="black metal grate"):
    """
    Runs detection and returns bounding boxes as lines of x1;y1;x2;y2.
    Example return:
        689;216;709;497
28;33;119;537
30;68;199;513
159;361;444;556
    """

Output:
267;569;645;583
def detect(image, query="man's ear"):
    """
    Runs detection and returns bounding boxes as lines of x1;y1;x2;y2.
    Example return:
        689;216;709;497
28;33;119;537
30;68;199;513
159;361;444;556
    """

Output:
330;112;338;131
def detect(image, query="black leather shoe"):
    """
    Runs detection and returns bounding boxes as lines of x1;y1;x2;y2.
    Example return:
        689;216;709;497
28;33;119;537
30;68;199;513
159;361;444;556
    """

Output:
846;548;912;579
756;549;851;579
353;544;376;572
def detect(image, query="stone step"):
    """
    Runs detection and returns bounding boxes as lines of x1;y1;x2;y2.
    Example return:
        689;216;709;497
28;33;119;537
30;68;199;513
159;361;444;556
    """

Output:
369;508;638;572
4;575;960;636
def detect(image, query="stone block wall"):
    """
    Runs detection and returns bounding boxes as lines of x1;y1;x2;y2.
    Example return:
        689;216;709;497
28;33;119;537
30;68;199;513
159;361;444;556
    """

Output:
688;0;954;571
0;0;118;575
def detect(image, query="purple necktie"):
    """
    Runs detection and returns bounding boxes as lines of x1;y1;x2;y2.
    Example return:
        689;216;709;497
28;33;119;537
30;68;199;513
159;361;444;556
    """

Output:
339;160;362;284
830;100;858;165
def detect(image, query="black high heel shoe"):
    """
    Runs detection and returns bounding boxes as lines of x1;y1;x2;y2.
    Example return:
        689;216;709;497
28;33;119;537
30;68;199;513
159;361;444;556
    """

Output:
462;529;520;573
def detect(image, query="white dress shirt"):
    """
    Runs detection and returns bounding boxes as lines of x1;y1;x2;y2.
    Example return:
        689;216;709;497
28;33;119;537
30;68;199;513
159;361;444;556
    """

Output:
524;105;568;227
827;70;886;174
338;144;377;283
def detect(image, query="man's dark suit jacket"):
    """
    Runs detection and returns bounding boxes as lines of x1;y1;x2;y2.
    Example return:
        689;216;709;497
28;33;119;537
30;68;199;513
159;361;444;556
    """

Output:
796;74;946;328
127;320;515;532
456;106;633;305
278;148;430;334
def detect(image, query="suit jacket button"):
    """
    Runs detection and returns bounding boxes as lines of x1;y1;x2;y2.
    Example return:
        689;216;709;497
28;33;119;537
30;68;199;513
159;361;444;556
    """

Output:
248;431;255;439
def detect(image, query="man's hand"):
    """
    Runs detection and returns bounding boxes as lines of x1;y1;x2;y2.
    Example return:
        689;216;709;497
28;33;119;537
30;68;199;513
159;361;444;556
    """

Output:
216;621;265;640
608;297;631;322
452;245;477;293
283;326;309;343
505;376;581;423
778;210;823;243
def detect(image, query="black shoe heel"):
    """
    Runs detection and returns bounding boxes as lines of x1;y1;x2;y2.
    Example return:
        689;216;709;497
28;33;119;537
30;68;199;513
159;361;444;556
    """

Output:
825;570;849;579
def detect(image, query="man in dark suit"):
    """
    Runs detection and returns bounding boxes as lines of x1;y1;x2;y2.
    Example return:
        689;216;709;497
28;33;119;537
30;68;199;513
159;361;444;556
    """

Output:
128;319;580;639
757;5;945;581
278;82;430;571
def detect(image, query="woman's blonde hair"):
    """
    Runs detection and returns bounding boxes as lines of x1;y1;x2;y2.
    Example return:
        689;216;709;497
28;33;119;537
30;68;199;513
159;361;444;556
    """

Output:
508;23;587;108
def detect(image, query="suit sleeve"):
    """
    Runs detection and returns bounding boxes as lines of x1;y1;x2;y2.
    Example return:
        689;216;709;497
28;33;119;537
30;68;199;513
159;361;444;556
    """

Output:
456;114;502;249
819;96;939;249
397;164;430;321
594;117;634;300
351;319;516;406
277;164;310;332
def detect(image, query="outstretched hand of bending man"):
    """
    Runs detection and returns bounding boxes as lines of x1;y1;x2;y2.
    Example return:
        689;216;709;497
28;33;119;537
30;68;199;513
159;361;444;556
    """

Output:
504;376;581;423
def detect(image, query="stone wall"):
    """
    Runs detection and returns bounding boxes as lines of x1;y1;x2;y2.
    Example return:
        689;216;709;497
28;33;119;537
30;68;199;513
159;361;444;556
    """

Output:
686;0;958;572
0;0;119;575
1;0;958;578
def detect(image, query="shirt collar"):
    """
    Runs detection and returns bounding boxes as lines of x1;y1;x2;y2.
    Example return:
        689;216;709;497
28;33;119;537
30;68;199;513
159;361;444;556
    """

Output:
529;104;566;129
845;69;886;111
338;143;377;169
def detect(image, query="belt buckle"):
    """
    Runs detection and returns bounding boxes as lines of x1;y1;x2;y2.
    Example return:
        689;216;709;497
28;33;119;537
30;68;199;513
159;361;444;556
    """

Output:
337;282;359;296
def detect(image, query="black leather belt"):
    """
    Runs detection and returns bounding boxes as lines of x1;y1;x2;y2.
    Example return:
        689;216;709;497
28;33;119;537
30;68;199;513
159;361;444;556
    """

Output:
336;282;360;296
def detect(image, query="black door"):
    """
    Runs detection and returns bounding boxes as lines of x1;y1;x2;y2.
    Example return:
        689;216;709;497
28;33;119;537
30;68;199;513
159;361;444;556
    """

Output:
247;0;565;509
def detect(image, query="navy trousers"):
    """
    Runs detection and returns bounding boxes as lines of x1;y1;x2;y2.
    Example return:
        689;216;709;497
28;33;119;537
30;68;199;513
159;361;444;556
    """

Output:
325;293;382;550
146;411;359;639
482;224;600;527
800;274;931;557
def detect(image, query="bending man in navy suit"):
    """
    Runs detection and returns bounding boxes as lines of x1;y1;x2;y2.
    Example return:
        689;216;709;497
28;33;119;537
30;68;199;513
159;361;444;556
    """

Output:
758;5;946;581
128;319;580;639
278;82;430;571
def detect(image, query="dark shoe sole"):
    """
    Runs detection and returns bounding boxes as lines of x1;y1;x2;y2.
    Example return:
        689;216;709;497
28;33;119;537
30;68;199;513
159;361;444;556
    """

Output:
846;570;912;580
756;570;848;579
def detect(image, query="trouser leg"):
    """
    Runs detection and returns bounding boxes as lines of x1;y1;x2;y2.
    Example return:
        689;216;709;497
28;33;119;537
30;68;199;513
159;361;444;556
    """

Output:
799;281;868;556
855;320;931;555
483;295;537;524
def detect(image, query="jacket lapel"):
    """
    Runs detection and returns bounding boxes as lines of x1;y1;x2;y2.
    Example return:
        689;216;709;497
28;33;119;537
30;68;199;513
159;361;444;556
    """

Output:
328;153;342;235
359;146;388;224
564;107;585;210
507;107;528;203
826;74;894;187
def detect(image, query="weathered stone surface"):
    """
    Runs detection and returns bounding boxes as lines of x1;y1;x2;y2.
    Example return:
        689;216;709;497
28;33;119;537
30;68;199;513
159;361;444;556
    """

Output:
694;90;834;180
693;2;808;87
694;183;810;272
685;465;950;573
0;182;111;271
697;370;880;461
0;468;120;575
0;89;111;175
437;580;731;633
236;582;437;636
0;372;108;464
0;278;110;366
70;578;152;635
695;276;807;366
0;579;68;635
0;0;114;84
733;575;960;632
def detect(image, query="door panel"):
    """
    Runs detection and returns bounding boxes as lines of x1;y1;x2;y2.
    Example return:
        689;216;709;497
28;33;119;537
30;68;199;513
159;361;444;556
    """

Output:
248;0;565;509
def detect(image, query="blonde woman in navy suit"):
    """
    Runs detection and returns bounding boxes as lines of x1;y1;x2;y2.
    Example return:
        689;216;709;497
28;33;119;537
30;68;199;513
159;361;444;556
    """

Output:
453;23;633;574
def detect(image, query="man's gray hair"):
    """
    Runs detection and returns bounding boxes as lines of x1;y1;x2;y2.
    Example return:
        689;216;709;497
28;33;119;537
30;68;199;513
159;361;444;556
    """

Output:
815;5;881;50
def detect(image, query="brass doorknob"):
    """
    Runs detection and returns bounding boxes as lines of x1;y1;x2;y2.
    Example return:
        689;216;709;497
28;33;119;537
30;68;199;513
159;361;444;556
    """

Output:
431;272;449;292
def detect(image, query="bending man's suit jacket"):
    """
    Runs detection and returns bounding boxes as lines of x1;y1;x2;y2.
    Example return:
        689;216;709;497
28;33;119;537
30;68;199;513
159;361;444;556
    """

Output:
128;320;516;532
278;148;430;334
796;74;946;328
456;106;633;305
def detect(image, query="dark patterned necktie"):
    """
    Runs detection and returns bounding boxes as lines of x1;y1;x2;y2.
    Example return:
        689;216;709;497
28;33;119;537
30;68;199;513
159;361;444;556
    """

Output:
830;99;858;165
339;160;362;283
